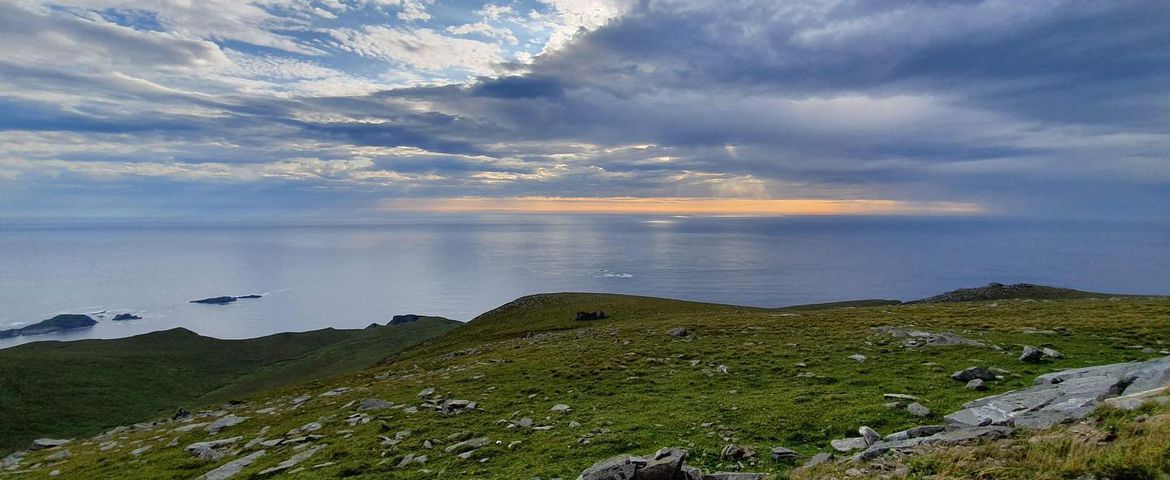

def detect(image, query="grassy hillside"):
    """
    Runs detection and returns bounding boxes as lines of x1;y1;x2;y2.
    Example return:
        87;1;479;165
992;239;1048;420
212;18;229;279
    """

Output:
0;318;459;454
8;291;1170;479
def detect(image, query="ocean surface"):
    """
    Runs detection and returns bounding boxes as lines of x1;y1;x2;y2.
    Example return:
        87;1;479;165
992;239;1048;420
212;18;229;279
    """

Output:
2;215;1168;349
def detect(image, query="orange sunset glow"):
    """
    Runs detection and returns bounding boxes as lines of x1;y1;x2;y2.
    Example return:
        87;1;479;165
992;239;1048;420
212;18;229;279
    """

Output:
382;197;985;216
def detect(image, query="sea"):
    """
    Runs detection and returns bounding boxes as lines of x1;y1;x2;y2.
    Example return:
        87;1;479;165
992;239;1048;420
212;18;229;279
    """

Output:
1;215;1168;349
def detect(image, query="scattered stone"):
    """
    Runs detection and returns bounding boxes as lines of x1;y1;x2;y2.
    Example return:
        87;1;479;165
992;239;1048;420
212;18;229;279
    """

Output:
359;398;395;411
667;327;689;337
130;446;151;456
569;421;582;428
551;404;573;413
417;387;435;398
206;415;248;434
320;387;350;397
197;450;266;480
259;445;323;475
720;444;754;460
1041;347;1064;359
847;354;867;362
291;395;311;405
287;422;322;436
46;450;70;461
801;452;832;469
883;393;918;401
906;402;931;417
966;379;988;391
444;437;488;454
950;367;997;382
770;446;798;461
1020;345;1044;363
186;437;241;460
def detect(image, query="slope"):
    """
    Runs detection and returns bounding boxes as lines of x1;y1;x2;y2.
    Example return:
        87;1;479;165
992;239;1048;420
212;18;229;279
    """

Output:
0;317;460;454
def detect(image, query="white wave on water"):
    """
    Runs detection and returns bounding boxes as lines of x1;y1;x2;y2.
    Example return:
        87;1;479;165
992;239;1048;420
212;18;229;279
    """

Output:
595;269;634;279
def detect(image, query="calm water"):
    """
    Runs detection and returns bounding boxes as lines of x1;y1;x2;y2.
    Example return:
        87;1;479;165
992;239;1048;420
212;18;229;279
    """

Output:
1;215;1168;349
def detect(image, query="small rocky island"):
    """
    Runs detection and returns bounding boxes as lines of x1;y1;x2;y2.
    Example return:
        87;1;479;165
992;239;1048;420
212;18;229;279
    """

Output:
0;314;97;339
112;313;142;321
190;295;263;305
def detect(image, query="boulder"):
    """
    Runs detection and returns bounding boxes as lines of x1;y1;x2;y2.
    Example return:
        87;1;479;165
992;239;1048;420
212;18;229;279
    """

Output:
444;437;488;454
965;379;988;391
950;367;997;382
946;374;1134;428
1041;347;1064;359
186;437;241;460
847;354;867;362
720;444;754;460
800;452;832;469
205;415;248;434
906;402;930;417
667;327;689;337
1020;346;1044;363
389;314;423;325
577;454;643;480
258;445;322;475
639;448;686;480
551;403;573;413
30;438;71;450
858;426;881;445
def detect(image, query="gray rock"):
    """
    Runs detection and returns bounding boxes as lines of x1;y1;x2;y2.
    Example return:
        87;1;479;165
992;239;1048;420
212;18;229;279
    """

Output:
640;448;687;480
906;402;930;417
186;437;242;460
720;444;754;460
667;327;689;337
1020;345;1044;363
320;387;350;397
359;398;395;411
444;437;488;454
417;387;435;398
197;450;266;480
259;445;322;475
950;367;997;382
847;354;867;362
45;450;70;461
681;465;704;480
966;379;988;391
31;439;70;450
858;426;880;445
1041;347;1063;359
287;422;322;436
577;454;644;480
855;426;1013;461
801;452;832;468
946;374;1134;428
769;446;798;461
882;393;919;401
206;415;248;434
830;437;868;452
1104;387;1170;410
551;403;573;413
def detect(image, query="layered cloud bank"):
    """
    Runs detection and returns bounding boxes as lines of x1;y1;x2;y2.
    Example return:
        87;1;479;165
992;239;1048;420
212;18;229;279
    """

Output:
1;0;1167;220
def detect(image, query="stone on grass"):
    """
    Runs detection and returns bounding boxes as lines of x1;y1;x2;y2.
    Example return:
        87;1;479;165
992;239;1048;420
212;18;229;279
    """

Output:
31;439;70;450
906;402;930;417
359;398;395;411
769;446;798;461
667;327;689;337
1020;345;1044;363
830;437;868;452
858;426;880;445
444;437;488;454
259;445;323;475
206;415;248;434
1041;347;1063;359
950;367;997;382
966;379;988;391
847;354;867;362
551;404;573;413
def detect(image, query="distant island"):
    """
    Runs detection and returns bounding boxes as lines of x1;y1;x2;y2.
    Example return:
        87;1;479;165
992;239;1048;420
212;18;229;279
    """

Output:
0;314;97;339
190;294;263;305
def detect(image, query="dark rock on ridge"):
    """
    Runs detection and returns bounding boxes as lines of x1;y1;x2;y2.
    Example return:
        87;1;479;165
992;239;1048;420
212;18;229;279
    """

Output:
112;313;142;321
576;311;608;321
910;282;1113;303
389;314;422;326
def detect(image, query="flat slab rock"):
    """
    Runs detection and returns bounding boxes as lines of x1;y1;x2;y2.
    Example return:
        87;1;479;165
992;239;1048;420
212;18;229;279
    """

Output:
945;356;1170;429
872;326;986;348
854;426;1014;461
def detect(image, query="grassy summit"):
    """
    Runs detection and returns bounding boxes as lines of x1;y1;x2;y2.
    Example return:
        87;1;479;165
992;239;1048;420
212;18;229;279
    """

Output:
0;318;459;454
5;289;1170;479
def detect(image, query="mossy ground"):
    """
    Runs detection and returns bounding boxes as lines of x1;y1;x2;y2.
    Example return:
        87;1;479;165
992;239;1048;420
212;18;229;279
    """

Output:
12;294;1170;479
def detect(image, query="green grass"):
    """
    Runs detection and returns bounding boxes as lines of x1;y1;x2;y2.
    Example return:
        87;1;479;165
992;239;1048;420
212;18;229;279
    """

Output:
0;318;459;454
9;293;1170;479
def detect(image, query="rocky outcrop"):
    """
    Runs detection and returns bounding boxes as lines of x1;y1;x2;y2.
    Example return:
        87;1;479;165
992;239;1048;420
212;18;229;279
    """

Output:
909;283;1105;303
577;448;768;480
111;313;142;321
945;356;1170;429
389;314;423;326
872;327;986;348
576;311;608;321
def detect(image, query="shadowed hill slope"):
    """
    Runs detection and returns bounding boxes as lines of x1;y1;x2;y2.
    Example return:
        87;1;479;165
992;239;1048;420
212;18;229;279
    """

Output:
0;317;459;454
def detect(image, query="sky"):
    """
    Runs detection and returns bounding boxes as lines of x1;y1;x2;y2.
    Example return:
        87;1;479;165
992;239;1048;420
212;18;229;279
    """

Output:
0;0;1168;221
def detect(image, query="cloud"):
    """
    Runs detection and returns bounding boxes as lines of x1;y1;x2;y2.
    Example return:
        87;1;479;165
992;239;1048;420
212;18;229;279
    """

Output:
330;26;505;75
